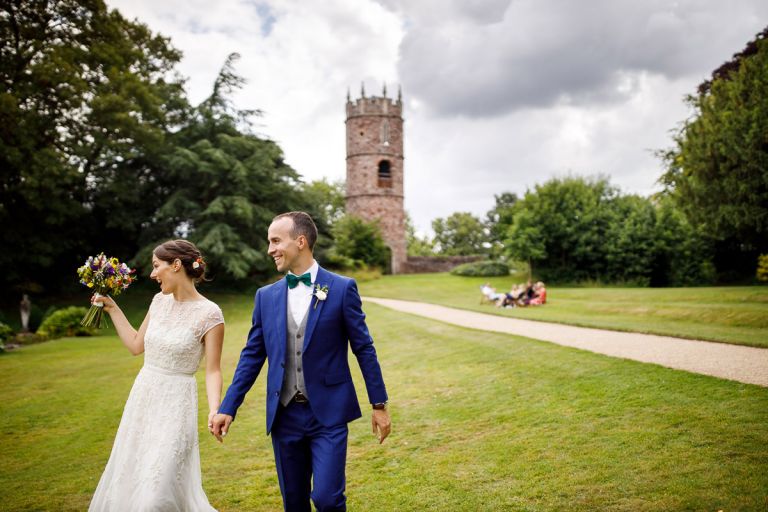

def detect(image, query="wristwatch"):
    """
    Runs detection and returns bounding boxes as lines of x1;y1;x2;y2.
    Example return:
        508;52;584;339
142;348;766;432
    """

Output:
372;402;387;410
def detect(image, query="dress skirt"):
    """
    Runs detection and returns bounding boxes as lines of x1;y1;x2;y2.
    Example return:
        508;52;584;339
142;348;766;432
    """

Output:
89;364;216;512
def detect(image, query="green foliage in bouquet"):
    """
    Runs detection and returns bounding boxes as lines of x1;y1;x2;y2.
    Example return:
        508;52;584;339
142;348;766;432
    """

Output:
37;307;95;340
451;261;510;277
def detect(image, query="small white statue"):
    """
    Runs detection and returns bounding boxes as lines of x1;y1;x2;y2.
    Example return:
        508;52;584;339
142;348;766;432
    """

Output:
20;294;31;333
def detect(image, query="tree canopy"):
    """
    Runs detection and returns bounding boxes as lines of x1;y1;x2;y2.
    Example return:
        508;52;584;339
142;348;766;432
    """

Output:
660;26;768;277
0;3;312;295
326;215;389;270
134;53;303;282
432;212;487;256
1;0;187;294
503;176;713;285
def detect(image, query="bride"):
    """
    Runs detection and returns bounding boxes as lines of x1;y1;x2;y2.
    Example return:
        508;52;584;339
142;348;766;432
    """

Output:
89;240;225;511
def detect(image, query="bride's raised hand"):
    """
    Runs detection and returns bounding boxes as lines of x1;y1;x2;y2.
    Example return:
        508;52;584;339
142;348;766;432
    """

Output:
91;293;117;314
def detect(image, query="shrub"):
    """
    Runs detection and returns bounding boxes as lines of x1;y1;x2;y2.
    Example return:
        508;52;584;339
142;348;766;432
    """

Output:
36;307;95;340
343;265;383;283
758;254;768;282
0;322;13;352
0;322;13;342
451;261;509;277
330;215;390;270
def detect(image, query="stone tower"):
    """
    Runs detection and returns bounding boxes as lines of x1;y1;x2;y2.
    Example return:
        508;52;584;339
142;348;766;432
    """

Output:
345;83;407;273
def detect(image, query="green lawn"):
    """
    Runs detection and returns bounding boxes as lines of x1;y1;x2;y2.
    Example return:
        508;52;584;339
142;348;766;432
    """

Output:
1;291;767;510
358;273;768;348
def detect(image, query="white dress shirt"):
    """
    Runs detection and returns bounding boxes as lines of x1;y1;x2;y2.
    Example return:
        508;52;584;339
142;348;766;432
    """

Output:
286;260;318;326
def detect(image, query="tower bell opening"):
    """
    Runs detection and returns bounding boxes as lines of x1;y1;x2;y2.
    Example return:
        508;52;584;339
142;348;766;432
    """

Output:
378;160;392;188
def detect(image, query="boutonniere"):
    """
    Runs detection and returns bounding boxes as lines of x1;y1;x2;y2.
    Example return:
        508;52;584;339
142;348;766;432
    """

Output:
313;284;329;309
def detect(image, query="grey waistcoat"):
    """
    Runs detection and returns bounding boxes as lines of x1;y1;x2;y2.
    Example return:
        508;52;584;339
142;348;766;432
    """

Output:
279;309;310;406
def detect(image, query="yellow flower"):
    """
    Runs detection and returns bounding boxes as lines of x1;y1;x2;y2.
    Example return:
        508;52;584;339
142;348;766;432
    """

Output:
87;282;94;288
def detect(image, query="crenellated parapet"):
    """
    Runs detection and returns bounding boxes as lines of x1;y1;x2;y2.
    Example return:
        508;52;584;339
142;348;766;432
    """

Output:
346;83;403;119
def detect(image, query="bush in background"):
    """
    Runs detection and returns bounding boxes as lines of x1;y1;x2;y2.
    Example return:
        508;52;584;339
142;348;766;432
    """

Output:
451;261;510;277
758;254;768;282
342;266;383;283
327;215;390;271
0;322;13;352
36;307;96;340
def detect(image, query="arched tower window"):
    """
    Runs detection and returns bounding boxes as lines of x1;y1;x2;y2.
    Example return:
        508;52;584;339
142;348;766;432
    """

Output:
378;160;392;188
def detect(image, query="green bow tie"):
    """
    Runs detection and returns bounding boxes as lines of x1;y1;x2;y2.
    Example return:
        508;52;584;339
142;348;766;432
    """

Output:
286;272;312;289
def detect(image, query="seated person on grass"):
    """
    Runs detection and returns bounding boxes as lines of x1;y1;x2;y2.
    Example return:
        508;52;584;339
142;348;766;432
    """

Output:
500;283;523;308
480;283;505;304
529;281;547;306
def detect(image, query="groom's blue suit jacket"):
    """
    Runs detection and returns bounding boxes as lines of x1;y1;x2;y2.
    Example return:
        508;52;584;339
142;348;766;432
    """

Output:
219;266;388;433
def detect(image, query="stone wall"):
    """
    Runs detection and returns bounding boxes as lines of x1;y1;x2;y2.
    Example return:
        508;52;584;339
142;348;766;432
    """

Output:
400;255;483;274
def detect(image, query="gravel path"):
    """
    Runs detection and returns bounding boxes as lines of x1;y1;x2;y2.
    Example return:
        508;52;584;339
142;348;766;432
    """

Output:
363;297;768;387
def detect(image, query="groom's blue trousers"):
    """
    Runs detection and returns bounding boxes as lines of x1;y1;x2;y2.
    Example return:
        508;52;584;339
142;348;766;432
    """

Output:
271;401;348;512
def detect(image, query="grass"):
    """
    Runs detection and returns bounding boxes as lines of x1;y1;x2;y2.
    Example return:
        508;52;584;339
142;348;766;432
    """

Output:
358;273;768;348
0;290;767;510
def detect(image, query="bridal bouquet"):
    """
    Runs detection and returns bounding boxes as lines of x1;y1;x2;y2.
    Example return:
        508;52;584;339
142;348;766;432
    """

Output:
77;253;136;328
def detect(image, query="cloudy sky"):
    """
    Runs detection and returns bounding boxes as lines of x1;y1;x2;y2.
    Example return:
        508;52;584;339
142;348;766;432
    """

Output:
106;0;768;233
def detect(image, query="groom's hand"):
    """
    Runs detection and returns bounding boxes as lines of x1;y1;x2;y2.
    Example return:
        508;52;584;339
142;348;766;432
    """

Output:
372;409;391;444
211;413;233;443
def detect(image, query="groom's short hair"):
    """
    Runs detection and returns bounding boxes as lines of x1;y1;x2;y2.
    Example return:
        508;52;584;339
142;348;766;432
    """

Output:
273;211;318;250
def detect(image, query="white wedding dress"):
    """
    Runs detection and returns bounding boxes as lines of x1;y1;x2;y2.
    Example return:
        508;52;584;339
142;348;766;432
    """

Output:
89;292;224;512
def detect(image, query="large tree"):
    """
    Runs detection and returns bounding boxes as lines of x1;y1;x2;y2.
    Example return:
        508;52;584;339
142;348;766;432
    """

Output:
485;192;518;258
432;212;487;256
135;54;302;282
405;212;435;257
297;178;345;263
505;176;619;282
0;0;187;295
660;27;768;276
504;176;713;285
326;214;389;270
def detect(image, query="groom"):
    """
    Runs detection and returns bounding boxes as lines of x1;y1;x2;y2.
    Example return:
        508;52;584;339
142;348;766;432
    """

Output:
212;211;391;512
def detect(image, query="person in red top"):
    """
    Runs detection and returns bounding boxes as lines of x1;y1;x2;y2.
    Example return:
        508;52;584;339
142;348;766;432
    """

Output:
529;281;547;305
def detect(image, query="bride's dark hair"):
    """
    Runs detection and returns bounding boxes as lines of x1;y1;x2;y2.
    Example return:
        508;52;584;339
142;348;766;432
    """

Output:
153;239;208;283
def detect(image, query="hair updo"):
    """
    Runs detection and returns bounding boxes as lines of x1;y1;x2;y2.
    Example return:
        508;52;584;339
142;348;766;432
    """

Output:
153;239;208;283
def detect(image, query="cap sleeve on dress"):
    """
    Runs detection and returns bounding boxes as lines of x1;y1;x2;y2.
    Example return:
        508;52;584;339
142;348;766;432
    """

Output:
200;303;225;340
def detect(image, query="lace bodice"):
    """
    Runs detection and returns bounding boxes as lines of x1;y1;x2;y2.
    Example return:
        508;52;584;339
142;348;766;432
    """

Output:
144;293;224;374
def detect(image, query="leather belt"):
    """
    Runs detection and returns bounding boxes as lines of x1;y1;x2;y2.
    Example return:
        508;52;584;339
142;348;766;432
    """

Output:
292;391;309;403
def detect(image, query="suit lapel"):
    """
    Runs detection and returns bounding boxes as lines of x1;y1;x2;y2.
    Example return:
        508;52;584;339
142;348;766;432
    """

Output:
303;266;333;351
271;279;288;362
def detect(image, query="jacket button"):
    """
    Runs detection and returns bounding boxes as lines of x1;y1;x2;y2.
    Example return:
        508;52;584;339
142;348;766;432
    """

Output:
274;391;279;397
297;333;302;339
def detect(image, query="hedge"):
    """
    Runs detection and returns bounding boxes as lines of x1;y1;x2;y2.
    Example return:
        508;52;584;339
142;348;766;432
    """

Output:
450;261;510;277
